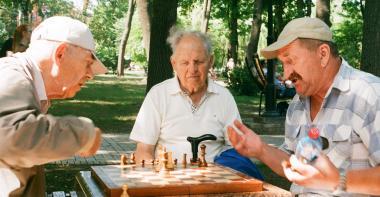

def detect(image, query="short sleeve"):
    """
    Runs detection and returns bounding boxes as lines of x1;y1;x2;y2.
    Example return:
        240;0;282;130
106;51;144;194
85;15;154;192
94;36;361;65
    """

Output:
129;89;162;145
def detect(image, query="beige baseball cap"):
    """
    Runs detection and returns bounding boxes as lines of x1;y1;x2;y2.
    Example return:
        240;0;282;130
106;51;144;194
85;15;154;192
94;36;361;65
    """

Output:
260;17;332;59
31;16;107;75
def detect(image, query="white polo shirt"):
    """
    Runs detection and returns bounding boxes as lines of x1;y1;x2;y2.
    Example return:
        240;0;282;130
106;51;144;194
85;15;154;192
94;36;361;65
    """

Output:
130;77;241;162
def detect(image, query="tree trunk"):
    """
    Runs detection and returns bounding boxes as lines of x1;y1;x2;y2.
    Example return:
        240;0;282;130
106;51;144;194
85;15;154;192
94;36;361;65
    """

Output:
246;0;264;61
146;0;178;93
201;0;212;33
274;0;284;39
117;0;136;76
306;0;312;16
82;0;89;16
296;0;306;17
228;0;238;65
361;0;380;76
316;0;331;27
136;0;151;60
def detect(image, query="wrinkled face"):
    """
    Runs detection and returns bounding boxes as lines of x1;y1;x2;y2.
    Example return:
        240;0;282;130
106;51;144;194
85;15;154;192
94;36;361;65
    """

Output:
277;40;324;97
49;45;94;99
171;36;213;94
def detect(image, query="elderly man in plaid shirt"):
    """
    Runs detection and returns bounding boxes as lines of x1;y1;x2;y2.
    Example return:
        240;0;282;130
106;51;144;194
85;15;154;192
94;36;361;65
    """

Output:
228;17;380;196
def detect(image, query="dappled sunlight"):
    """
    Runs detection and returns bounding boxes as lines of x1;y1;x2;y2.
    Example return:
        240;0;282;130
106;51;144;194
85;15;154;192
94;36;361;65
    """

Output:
114;115;137;121
64;100;116;105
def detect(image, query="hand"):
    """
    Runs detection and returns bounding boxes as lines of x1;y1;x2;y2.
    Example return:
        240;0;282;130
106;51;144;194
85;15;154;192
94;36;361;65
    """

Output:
78;127;102;157
227;120;264;158
282;154;339;190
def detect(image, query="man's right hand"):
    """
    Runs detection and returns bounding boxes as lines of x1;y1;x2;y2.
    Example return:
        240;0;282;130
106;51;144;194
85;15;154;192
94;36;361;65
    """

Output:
78;127;102;157
227;120;264;158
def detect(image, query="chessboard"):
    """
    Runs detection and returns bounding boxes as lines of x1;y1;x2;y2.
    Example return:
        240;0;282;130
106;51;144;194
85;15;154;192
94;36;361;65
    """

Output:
91;163;263;197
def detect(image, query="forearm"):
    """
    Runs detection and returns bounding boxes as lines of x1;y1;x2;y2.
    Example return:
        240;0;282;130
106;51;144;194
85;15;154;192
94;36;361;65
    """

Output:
135;143;155;163
346;166;380;195
0;113;96;168
257;143;290;177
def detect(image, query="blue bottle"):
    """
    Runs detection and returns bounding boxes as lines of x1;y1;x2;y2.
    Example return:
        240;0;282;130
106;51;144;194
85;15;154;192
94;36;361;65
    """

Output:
295;127;323;163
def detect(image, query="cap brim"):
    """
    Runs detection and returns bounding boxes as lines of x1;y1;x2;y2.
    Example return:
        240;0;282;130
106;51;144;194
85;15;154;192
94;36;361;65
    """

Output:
91;53;108;75
260;35;297;59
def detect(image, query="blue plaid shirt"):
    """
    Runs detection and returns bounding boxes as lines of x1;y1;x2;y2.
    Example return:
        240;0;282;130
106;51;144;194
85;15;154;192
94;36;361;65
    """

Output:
280;59;380;196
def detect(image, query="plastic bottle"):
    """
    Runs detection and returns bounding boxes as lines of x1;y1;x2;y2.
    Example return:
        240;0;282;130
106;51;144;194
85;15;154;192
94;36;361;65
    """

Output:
295;127;323;164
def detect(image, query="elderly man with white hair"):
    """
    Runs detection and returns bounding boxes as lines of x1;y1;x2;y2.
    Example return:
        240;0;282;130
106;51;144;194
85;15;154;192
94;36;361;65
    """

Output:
129;28;263;181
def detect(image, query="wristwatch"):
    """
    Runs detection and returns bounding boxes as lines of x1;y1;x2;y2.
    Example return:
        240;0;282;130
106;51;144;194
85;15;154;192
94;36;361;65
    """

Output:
332;169;347;196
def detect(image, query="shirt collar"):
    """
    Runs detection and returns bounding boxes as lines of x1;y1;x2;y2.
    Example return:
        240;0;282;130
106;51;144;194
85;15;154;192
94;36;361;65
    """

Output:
168;76;219;95
330;58;351;93
17;53;48;101
298;58;351;103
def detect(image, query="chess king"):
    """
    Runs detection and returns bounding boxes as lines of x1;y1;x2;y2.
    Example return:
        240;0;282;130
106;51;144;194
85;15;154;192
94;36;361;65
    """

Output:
129;28;263;180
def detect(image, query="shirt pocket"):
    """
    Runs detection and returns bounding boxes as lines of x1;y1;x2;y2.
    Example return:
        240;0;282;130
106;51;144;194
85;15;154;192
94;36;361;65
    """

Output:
326;125;352;168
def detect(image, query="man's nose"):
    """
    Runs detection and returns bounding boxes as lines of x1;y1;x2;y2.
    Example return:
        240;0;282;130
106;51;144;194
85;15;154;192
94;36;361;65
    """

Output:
189;62;199;73
86;66;94;80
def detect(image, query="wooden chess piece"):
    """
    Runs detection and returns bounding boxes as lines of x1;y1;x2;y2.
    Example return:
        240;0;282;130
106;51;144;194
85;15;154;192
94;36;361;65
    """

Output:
121;184;129;197
199;144;207;167
150;159;155;166
182;153;187;167
166;152;174;170
120;154;126;166
174;158;177;166
130;152;136;164
141;159;145;167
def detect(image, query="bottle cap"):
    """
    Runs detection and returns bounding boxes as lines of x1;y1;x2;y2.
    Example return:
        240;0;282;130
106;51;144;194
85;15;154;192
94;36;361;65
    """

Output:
308;127;320;139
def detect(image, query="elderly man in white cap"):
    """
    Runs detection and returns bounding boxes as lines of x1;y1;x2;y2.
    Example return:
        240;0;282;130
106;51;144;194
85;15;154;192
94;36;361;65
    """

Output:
228;17;380;196
0;16;107;196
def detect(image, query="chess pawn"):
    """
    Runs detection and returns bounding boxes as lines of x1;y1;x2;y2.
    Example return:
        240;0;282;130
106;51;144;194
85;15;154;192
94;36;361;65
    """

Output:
121;154;129;166
141;159;145;167
182;153;187;167
121;184;130;197
130;152;136;164
174;158;178;166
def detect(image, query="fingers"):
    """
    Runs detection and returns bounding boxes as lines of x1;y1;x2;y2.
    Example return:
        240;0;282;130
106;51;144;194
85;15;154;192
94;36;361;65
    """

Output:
227;126;242;144
233;120;252;135
79;127;102;157
312;154;339;178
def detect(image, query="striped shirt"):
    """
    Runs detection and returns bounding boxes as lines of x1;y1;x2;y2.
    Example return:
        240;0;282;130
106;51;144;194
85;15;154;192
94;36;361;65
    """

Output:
280;59;380;196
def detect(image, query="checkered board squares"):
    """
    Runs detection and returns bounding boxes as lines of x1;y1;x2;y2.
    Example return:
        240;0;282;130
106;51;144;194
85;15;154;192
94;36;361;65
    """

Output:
91;164;263;197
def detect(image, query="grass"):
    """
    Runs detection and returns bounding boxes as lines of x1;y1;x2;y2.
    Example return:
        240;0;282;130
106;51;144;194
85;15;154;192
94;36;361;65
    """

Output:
46;73;290;193
49;74;261;134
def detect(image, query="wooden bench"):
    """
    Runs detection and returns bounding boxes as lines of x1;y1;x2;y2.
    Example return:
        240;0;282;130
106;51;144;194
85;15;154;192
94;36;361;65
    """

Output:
245;54;294;116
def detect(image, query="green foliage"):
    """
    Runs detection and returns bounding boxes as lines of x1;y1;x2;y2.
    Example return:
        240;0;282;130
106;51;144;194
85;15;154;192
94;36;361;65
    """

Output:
0;20;8;45
37;0;76;18
115;15;147;69
227;65;259;96
332;0;363;68
89;0;129;72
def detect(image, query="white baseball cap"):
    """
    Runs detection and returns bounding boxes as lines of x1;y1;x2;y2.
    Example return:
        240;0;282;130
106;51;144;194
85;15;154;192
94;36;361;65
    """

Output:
260;17;333;59
31;16;107;75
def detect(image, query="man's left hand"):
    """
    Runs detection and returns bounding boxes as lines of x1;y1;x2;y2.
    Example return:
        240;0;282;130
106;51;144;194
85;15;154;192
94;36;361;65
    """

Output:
282;154;339;191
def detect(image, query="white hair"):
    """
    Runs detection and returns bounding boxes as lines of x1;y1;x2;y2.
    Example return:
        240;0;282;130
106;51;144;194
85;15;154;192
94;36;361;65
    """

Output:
166;27;213;57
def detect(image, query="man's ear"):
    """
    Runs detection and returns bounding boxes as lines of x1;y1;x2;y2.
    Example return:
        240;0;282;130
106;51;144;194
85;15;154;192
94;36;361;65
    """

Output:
319;44;330;68
54;43;68;66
